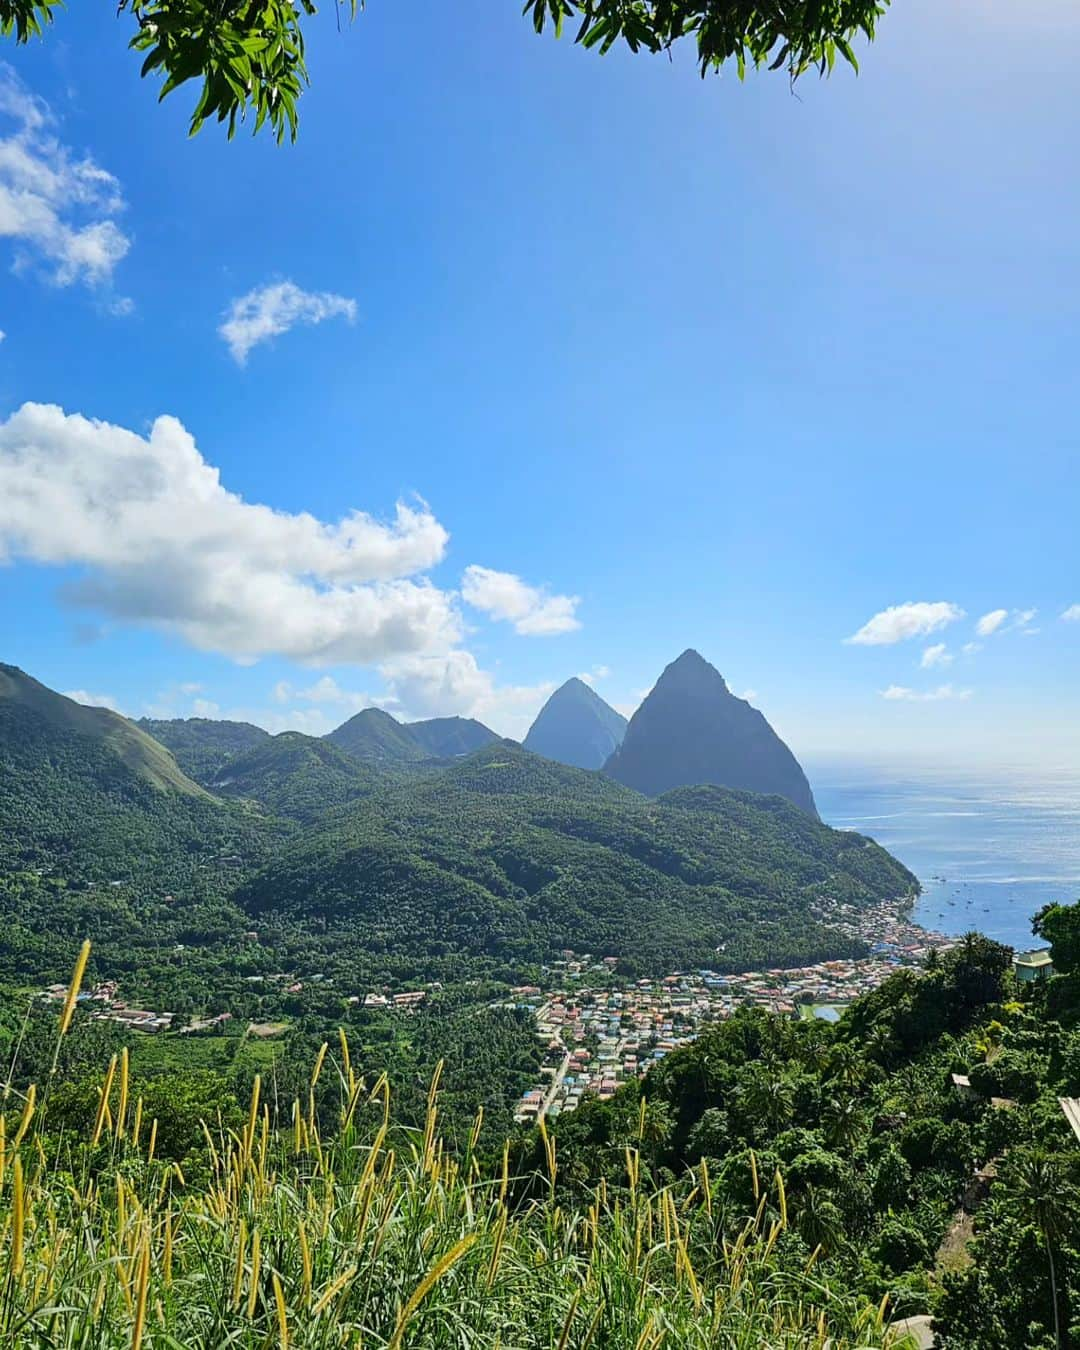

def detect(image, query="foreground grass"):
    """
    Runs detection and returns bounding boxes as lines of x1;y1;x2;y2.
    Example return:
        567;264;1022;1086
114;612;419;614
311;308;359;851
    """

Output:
0;947;914;1348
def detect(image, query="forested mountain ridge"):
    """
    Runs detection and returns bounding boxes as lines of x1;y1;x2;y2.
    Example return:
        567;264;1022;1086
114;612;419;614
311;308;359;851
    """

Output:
524;678;628;770
235;741;915;976
406;715;499;757
324;706;433;762
136;715;270;784
206;730;386;821
605;649;819;817
0;663;913;996
1;664;204;796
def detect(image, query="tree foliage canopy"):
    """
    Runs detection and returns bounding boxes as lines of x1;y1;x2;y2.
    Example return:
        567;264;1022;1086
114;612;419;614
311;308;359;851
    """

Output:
1;0;890;141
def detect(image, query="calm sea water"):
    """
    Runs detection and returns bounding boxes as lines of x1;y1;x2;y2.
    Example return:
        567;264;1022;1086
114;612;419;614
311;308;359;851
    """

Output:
809;761;1080;951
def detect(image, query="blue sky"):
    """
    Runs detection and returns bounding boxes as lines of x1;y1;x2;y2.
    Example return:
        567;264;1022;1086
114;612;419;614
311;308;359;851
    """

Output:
0;0;1078;762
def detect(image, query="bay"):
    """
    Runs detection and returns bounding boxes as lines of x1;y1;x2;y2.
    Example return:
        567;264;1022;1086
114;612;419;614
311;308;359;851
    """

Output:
809;760;1080;952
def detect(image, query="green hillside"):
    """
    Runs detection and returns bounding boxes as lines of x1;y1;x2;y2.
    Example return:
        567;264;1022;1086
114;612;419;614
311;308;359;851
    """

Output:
1;664;204;795
207;730;385;820
325;707;429;763
236;742;915;975
137;715;270;784
405;714;498;757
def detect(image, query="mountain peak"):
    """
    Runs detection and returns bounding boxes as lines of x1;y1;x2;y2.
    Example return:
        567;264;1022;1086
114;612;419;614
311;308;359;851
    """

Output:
604;650;817;816
658;649;729;692
523;679;628;770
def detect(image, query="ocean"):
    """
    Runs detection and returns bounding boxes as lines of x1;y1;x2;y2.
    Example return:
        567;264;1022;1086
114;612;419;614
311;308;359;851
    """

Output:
809;761;1080;952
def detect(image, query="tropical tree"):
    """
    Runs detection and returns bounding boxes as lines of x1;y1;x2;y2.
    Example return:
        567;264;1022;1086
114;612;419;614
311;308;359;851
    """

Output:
1009;1148;1070;1350
0;0;891;142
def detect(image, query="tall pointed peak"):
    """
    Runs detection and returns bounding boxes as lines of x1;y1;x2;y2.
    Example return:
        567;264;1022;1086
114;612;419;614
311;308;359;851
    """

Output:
605;649;817;817
524;677;627;770
658;649;728;689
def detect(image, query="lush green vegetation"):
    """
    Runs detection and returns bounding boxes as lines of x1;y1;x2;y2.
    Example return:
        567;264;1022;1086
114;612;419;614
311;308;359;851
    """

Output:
237;743;914;976
204;731;386;821
0;0;889;142
515;920;1080;1348
0;956;905;1349
137;716;270;785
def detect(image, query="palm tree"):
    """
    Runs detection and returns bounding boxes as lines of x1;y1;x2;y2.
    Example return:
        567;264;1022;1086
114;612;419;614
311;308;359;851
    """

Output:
824;1094;864;1152
738;1072;794;1138
797;1183;845;1256
1011;1149;1069;1349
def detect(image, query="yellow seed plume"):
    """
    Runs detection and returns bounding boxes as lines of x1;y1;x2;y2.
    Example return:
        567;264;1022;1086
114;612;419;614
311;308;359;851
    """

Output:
245;1076;261;1162
232;1219;248;1309
12;1084;36;1148
311;1042;329;1090
147;1119;158;1168
556;1291;582;1350
58;939;91;1040
118;1047;130;1139
386;1233;478;1350
486;1206;508;1289
131;1237;150;1350
247;1227;262;1319
92;1056;118;1148
311;1264;357;1317
337;1026;351;1080
298;1220;312;1305
12;1155;24;1277
272;1270;289;1348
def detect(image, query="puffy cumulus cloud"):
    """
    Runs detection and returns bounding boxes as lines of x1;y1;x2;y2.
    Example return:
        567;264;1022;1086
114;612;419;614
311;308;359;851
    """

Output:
461;565;580;636
62;688;121;712
0;68;130;291
845;601;964;646
920;643;953;669
1064;605;1080;623
273;675;373;711
219;281;357;364
0;402;459;666
975;607;1039;638
576;664;611;688
975;608;1009;637
376;650;555;738
248;654;554;740
880;684;972;703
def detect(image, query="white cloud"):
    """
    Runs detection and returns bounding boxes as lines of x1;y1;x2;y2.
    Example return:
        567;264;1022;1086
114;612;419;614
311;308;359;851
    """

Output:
920;643;953;669
0;402;460;667
461;565;580;636
62;688;121;712
190;698;221;718
738;688;758;703
576;664;610;687
961;642;981;656
880;684;973;703
376;650;554;737
257;653;554;740
975;606;1039;638
0;67;130;291
846;601;964;646
275;675;373;710
975;608;1008;637
219;281;357;363
1063;605;1080;623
